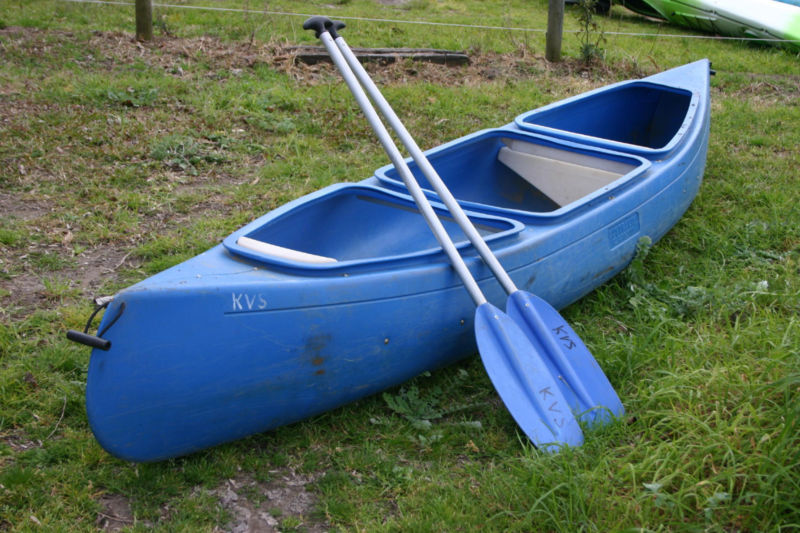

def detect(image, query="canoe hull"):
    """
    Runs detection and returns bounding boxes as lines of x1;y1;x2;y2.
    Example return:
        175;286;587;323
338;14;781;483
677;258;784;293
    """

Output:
85;60;710;462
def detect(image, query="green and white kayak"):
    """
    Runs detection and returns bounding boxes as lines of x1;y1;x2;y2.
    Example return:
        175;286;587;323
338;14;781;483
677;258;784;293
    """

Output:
621;0;800;49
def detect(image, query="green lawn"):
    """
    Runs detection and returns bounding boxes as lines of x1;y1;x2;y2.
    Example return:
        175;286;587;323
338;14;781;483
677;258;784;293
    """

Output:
1;1;798;531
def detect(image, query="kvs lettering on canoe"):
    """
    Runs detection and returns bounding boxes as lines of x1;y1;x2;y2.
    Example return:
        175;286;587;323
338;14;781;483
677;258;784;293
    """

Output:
231;293;267;312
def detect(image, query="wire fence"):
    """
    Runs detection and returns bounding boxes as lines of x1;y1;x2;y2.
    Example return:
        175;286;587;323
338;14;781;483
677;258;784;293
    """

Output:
60;0;800;45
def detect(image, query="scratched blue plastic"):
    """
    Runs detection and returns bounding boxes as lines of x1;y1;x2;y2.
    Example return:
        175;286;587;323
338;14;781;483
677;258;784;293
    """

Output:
85;60;710;462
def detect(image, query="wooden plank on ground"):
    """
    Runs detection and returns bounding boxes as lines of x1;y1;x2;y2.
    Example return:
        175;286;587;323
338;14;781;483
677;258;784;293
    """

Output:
287;45;470;65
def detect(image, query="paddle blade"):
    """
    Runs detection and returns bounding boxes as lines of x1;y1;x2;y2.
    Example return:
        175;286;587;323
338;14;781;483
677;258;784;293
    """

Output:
506;291;624;426
475;303;583;452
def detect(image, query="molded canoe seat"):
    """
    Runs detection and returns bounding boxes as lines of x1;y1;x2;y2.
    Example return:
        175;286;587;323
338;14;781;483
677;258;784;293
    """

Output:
497;139;637;207
236;236;337;264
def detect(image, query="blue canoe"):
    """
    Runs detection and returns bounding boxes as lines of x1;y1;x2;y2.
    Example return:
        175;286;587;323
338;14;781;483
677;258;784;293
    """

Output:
77;59;711;462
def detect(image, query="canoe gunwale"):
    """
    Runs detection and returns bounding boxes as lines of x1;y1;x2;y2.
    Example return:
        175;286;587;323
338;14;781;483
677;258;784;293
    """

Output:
514;80;701;158
221;183;526;274
374;128;653;224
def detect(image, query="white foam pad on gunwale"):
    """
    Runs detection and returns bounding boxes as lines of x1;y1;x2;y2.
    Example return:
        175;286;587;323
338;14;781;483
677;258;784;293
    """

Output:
237;236;337;264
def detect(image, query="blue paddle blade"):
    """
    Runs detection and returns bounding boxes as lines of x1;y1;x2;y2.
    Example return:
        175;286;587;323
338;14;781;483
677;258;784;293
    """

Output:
506;290;624;426
474;302;584;452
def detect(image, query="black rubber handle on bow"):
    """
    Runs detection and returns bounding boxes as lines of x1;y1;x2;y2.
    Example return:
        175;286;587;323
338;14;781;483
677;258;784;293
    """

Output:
303;16;334;38
67;329;111;351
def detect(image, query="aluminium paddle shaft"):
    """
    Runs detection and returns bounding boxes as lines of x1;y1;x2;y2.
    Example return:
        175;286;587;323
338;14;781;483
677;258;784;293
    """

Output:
327;23;519;297
303;18;488;307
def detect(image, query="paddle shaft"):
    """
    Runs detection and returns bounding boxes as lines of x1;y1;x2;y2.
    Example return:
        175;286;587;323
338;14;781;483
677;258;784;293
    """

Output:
312;29;487;307
329;29;519;297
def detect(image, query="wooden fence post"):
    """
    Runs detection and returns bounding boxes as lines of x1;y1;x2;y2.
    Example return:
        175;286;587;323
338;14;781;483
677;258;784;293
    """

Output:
135;0;153;41
545;0;564;62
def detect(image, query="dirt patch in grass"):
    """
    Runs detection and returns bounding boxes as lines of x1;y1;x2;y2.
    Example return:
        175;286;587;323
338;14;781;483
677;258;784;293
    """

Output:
732;75;800;105
283;45;652;92
0;186;238;317
0;215;141;316
0;192;53;221
1;26;649;89
96;494;135;532
212;470;326;533
0;431;44;454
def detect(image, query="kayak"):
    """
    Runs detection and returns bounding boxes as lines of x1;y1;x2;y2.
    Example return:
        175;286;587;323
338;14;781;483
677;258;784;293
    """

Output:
73;59;711;462
619;0;800;48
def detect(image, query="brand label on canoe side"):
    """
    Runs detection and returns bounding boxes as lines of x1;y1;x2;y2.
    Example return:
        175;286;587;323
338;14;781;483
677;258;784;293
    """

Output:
608;213;640;248
229;292;268;313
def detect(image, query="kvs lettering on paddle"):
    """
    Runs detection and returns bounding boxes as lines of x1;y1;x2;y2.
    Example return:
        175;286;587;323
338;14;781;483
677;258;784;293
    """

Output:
231;293;267;312
552;324;576;350
539;386;567;428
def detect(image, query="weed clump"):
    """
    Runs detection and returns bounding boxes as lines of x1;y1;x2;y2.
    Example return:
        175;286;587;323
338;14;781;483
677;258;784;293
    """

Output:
575;0;607;63
149;135;227;175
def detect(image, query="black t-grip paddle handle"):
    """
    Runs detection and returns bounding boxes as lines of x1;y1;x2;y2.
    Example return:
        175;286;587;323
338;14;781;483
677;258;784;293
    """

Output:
303;16;346;38
302;16;333;38
329;20;346;39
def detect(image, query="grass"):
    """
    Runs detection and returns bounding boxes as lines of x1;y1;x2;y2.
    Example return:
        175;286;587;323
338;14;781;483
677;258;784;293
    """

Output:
1;0;799;531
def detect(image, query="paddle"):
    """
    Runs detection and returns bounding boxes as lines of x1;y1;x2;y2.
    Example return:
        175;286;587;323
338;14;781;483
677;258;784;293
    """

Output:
324;18;624;425
304;16;583;451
